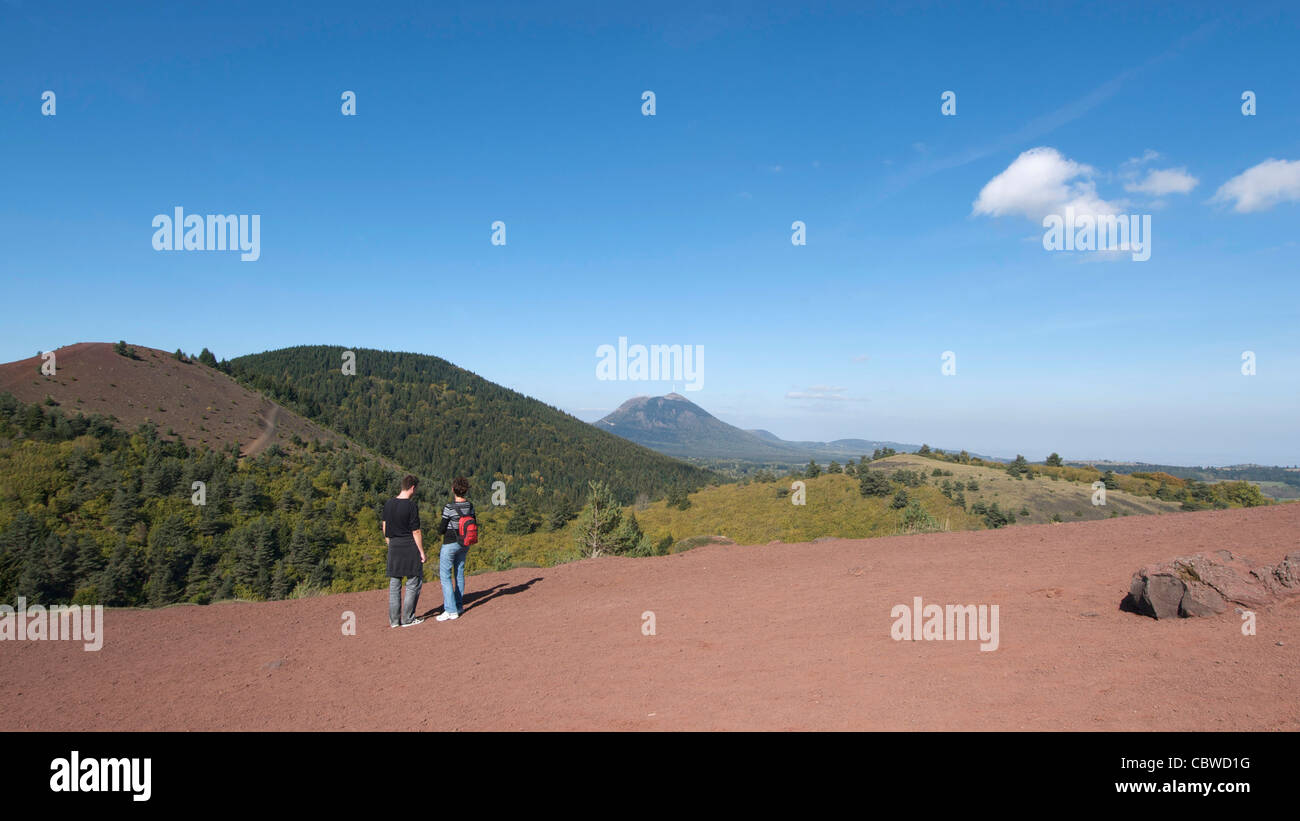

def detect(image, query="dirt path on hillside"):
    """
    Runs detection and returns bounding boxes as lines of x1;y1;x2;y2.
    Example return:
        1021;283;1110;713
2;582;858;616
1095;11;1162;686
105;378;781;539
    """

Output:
242;403;280;457
3;505;1298;731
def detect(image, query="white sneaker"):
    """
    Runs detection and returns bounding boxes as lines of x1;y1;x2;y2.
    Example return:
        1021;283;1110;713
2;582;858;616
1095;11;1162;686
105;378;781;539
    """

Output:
436;611;459;621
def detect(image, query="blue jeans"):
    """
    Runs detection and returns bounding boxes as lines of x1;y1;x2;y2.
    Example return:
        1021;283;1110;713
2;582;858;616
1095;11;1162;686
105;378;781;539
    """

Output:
439;543;469;615
389;575;422;626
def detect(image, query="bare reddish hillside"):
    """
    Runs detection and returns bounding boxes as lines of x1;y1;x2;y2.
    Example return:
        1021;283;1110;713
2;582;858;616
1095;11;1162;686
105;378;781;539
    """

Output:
3;504;1297;731
0;342;349;456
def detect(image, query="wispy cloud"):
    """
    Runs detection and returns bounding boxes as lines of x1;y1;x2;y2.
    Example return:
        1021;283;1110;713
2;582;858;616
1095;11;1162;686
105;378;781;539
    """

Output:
1121;149;1162;169
1125;167;1198;196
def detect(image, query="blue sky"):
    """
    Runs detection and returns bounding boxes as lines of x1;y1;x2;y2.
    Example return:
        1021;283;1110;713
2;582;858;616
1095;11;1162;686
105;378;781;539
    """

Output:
2;0;1297;465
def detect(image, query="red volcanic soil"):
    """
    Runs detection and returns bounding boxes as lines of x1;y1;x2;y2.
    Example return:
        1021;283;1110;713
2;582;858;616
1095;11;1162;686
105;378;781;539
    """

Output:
3;505;1298;731
0;342;348;456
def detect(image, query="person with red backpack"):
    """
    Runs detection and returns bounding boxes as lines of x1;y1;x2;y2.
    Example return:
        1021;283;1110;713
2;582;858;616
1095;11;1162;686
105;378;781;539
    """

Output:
435;476;478;621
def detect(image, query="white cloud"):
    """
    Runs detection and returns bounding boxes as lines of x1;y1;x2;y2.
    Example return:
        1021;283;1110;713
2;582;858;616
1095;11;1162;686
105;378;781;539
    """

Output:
972;147;1120;222
1125;167;1198;196
1211;159;1300;213
786;386;864;402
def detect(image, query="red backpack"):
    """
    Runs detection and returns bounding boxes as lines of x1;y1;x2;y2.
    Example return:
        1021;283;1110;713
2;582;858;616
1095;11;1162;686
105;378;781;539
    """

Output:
457;511;479;546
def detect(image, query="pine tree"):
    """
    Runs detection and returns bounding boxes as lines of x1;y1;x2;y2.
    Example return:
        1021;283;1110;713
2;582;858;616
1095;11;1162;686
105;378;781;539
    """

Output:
98;538;146;606
270;560;290;600
666;486;691;510
0;512;44;599
184;546;216;604
505;502;537;535
145;513;193;606
612;512;651;556
17;534;73;604
655;534;674;556
859;470;891;497
573;481;624;558
1008;454;1030;479
234;479;265;515
108;485;142;533
73;536;106;584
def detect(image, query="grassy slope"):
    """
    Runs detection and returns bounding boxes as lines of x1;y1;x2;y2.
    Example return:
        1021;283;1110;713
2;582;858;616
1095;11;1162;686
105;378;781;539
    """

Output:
463;454;1187;572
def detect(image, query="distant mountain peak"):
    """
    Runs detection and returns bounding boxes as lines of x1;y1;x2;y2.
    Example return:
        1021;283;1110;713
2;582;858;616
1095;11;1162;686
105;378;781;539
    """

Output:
595;393;927;465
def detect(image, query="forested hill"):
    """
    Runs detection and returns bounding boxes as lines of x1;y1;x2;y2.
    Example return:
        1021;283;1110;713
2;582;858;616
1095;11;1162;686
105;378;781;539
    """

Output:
226;346;717;507
0;392;408;607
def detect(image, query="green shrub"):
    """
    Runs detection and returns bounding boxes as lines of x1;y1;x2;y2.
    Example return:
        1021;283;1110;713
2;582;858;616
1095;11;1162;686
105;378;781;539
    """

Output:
900;500;941;534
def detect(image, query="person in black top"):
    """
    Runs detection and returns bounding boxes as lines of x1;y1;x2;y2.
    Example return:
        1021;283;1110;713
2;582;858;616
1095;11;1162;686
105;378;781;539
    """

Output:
435;476;475;620
382;475;426;627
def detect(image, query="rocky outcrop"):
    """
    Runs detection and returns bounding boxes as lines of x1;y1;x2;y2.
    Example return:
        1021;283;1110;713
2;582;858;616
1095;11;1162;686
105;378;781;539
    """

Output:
1126;549;1300;619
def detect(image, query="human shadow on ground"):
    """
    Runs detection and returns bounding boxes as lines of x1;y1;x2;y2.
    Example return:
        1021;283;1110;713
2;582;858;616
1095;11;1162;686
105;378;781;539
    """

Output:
416;577;543;619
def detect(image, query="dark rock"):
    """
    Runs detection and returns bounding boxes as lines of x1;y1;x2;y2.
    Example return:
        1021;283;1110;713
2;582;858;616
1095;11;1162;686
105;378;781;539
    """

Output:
1127;550;1300;620
1145;573;1185;619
